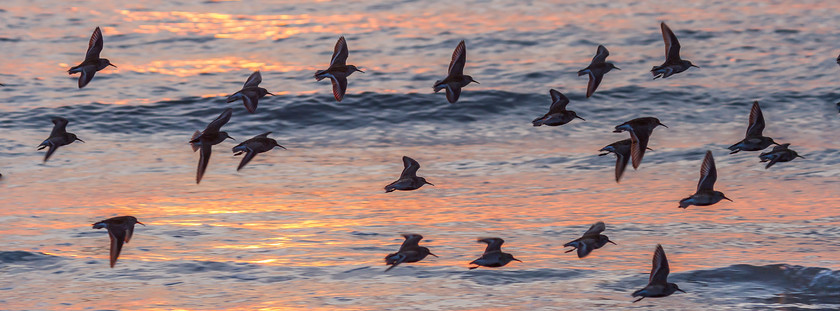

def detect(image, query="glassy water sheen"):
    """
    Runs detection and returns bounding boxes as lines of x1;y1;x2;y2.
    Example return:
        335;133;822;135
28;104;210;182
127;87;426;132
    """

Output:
1;0;839;310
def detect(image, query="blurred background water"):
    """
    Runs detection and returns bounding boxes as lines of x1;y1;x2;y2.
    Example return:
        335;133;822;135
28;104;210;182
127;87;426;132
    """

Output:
1;0;839;310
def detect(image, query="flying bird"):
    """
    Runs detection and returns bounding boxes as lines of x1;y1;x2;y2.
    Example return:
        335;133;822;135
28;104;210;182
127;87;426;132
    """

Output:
190;108;234;184
232;132;286;171
578;45;619;98
531;89;585;126
632;244;685;303
38;117;84;162
651;22;698;79
92;216;144;268
384;156;434;192
759;143;803;169
68;27;116;88
314;36;364;102
613;117;667;169
728;101;778;154
599;139;641;183
226;71;274;113
563;222;617;258
468;238;521;269
384;234;437;272
679;151;732;208
434;40;479;103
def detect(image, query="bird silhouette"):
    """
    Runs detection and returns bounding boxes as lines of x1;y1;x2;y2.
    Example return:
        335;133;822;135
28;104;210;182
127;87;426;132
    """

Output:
68;27;116;88
434;40;478;103
38;117;84;162
314;36;364;102
92;216;145;268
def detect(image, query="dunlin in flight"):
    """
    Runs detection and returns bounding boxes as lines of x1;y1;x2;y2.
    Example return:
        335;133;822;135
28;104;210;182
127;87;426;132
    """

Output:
563;221;617;258
92;216;144;268
759;143;803;169
68;27;116;88
578;45;619;98
679;151;732;208
314;36;364;102
384;234;437;272
632;244;685;303
232;132;286;171
227;71;274;113
599;139;633;183
190;108;234;184
38;117;84;162
434;40;479;103
728;101;778;154
468;238;521;269
651;22;698;79
531;89;585;126
385;156;433;192
613;117;667;169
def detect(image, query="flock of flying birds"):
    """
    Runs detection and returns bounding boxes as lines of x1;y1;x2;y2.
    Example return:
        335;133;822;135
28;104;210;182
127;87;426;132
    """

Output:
4;21;831;303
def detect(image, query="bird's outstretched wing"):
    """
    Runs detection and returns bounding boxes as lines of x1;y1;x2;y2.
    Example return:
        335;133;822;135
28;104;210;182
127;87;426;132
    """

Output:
448;40;467;76
746;101;766;137
582;222;606;237
400;156;421;178
244;71;262;87
85;27;104;62
330;36;349;67
548;89;570;113
650;244;671;285
477;237;504;254
697;150;718;192
661;22;682;63
592;45;609;64
205;108;233;133
107;226;127;268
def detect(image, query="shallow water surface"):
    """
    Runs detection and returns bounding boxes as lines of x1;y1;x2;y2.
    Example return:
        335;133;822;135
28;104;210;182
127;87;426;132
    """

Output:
1;0;839;310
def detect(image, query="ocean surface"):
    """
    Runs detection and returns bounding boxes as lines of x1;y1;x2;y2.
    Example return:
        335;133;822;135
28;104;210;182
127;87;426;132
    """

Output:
1;0;840;310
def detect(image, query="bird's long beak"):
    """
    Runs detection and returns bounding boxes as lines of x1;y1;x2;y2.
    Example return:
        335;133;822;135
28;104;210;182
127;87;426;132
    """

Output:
608;239;618;245
356;68;365;73
276;143;287;150
723;195;733;202
472;79;480;84
575;116;586;121
227;136;236;141
659;122;669;128
429;252;439;257
425;181;435;186
691;65;700;68
109;64;118;68
267;92;276;96
76;138;85;143
677;288;687;293
614;67;621;70
598;153;609;156
137;221;146;226
512;257;523;262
